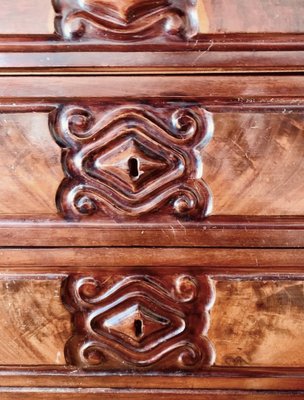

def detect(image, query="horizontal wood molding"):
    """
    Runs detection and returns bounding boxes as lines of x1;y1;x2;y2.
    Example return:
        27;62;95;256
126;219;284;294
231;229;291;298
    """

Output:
1;248;304;273
2;49;304;74
1;1;304;72
0;76;303;245
1;75;304;99
1;388;304;400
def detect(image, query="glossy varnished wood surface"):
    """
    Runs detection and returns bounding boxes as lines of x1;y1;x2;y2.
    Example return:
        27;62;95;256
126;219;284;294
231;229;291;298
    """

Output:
3;389;304;400
210;280;304;367
0;113;62;215
62;273;215;371
204;111;304;215
2;0;304;37
0;278;70;365
49;103;213;221
1;75;304;99
0;76;302;245
3;0;303;37
1;260;304;392
1;247;304;272
1;3;304;397
198;0;304;33
0;1;304;72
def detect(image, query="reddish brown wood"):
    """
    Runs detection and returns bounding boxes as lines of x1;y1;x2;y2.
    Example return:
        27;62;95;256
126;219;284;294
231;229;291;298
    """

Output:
0;279;70;365
198;0;304;33
53;0;199;42
0;75;304;99
1;1;304;398
210;280;304;368
1;268;304;382
2;389;304;400
0;76;303;246
62;273;214;371
50;103;212;221
1;247;304;274
1;1;304;72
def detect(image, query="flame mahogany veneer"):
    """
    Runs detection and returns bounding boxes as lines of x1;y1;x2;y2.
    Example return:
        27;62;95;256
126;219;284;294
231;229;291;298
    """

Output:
1;1;304;399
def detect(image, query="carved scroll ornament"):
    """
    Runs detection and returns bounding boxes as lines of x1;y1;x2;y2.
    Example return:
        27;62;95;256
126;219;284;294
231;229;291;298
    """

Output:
61;273;215;371
49;103;213;221
53;0;199;42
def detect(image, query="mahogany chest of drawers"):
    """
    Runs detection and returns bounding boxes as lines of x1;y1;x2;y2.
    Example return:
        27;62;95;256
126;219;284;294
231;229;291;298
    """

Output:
1;1;304;399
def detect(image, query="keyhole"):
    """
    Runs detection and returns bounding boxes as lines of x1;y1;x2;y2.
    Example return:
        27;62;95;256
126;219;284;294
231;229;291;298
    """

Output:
134;319;143;337
128;157;139;179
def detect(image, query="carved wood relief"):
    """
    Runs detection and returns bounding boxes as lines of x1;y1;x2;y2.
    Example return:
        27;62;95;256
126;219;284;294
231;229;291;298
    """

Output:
61;273;215;371
53;0;199;42
49;103;213;221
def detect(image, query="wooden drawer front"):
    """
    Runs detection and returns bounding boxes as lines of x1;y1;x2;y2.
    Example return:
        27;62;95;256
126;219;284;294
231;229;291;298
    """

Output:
1;1;304;72
1;247;304;385
0;75;304;246
0;271;303;371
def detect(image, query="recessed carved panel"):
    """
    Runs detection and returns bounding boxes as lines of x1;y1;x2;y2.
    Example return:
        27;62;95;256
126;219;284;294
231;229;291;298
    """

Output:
49;103;213;221
61;273;215;371
53;0;199;42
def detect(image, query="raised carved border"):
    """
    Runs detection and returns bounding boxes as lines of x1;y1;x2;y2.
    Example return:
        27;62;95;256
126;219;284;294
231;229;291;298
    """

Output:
61;273;215;371
49;102;213;221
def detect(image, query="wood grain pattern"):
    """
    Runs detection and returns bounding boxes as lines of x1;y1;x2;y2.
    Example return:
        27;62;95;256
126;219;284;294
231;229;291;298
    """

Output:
204;112;304;215
0;268;304;392
1;100;304;220
1;1;304;398
62;273;215;371
198;0;304;33
0;113;62;215
0;278;70;365
0;76;303;245
210;280;304;367
1;270;304;376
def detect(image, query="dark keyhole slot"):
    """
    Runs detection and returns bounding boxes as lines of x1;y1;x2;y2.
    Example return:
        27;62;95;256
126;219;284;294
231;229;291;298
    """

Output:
128;157;139;178
134;319;143;337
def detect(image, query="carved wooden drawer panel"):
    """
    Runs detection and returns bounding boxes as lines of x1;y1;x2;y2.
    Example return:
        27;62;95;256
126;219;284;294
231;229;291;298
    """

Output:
2;0;304;399
0;75;303;247
62;273;215;371
1;248;304;398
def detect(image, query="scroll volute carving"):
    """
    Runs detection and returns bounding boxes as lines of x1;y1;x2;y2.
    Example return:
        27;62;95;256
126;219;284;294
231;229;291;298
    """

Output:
61;273;215;371
49;102;213;221
53;0;199;42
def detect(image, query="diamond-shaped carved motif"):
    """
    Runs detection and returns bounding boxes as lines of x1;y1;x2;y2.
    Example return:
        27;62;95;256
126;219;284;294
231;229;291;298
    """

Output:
102;304;170;343
53;0;199;42
50;103;213;221
93;137;169;193
61;273;215;371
